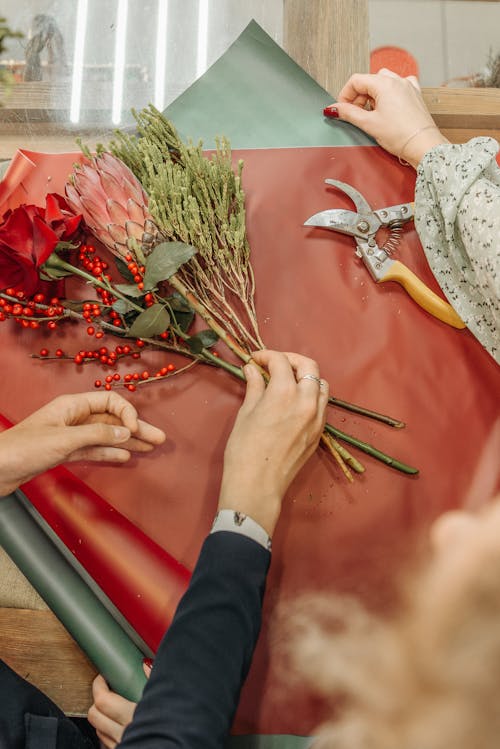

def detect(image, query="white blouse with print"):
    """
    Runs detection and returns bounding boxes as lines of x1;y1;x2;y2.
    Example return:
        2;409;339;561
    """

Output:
415;136;500;364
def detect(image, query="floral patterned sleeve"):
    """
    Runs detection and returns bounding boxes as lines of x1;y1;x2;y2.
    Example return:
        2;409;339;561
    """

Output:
414;136;500;364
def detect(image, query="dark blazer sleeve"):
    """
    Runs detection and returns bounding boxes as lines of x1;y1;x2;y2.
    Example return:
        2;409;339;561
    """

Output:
119;530;271;749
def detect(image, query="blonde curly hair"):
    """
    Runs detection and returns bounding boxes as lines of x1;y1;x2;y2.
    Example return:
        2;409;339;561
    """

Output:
274;503;500;749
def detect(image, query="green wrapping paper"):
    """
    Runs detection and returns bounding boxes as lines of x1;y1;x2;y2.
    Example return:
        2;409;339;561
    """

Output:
0;491;147;702
165;20;373;149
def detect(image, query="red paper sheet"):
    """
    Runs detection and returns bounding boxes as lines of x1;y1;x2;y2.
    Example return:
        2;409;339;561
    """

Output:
0;414;191;652
0;146;499;734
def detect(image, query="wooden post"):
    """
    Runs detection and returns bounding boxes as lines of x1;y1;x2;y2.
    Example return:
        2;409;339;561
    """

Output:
283;0;370;96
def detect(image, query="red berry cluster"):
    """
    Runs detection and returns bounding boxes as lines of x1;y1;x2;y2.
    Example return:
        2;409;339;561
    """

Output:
38;341;144;367
123;252;168;337
37;337;178;391
2;245;176;392
79;244;110;285
94;362;177;392
0;289;65;330
78;244;123;329
124;253;146;293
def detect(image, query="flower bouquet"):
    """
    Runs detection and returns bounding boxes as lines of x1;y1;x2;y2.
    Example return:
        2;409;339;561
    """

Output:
0;106;417;480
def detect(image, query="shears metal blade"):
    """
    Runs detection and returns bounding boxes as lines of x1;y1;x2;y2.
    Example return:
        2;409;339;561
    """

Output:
304;179;465;329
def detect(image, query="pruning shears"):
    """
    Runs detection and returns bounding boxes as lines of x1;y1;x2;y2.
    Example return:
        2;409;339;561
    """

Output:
304;179;465;329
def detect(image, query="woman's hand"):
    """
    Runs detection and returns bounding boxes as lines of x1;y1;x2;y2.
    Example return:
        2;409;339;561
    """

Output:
0;391;166;495
329;69;449;168
88;675;136;748
88;662;152;747
218;350;329;536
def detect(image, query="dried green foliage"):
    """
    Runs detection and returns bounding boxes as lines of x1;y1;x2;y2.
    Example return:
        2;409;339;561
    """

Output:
103;105;263;351
473;50;500;88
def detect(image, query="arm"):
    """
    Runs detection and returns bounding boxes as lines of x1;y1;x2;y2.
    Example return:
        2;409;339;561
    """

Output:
119;532;269;749
414;138;500;362
88;535;268;749
327;70;500;362
104;350;329;749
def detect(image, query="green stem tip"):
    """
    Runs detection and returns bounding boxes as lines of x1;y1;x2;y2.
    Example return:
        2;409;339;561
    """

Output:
324;423;419;475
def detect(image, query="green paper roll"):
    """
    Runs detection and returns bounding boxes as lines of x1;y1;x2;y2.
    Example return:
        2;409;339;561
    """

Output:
226;736;314;748
0;491;147;702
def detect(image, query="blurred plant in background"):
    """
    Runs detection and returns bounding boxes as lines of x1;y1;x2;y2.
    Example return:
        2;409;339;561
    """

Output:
0;17;23;101
473;50;500;88
444;48;500;88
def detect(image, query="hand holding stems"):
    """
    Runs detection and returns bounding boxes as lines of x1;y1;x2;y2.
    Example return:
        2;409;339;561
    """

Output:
218;350;329;537
0;391;166;496
328;69;449;168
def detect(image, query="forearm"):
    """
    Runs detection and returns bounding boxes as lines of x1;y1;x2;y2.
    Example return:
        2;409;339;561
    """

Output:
119;532;270;749
402;127;449;169
118;350;324;746
455;175;500;304
414;137;500;362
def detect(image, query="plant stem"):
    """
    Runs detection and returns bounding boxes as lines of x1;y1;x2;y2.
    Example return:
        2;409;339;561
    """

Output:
199;348;246;378
330;438;365;473
321;433;354;482
192;350;416;477
328;396;405;428
324;423;419;475
169;273;252;363
162;279;408;433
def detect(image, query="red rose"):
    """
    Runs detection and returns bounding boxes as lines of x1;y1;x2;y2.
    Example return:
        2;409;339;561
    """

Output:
0;194;82;296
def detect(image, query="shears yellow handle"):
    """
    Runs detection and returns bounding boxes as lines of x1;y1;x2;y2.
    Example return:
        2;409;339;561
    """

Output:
305;185;466;330
381;260;465;329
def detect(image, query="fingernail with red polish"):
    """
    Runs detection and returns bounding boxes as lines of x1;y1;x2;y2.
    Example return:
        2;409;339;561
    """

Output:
323;106;339;118
143;657;154;670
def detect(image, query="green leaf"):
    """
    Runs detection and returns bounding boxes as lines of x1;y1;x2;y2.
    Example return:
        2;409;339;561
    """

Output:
196;329;219;347
39;265;73;280
114;283;145;298
54;241;79;252
127;303;170;338
187;329;219;354
172;308;195;333
115;257;136;283
143;242;196;289
113;298;137;315
165;291;191;312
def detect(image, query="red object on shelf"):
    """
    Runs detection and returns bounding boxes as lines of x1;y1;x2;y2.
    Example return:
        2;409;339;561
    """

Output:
0;412;191;652
370;46;419;79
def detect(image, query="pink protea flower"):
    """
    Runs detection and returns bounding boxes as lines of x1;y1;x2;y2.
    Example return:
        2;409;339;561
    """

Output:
65;152;163;258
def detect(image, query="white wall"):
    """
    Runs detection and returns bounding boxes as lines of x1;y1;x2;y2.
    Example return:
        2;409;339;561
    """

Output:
369;0;500;86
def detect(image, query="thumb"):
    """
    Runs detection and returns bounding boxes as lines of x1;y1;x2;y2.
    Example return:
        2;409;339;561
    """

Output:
62;422;131;454
241;363;266;411
334;101;373;131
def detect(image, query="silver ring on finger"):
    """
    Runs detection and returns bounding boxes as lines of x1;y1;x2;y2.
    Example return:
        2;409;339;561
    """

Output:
299;374;322;386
